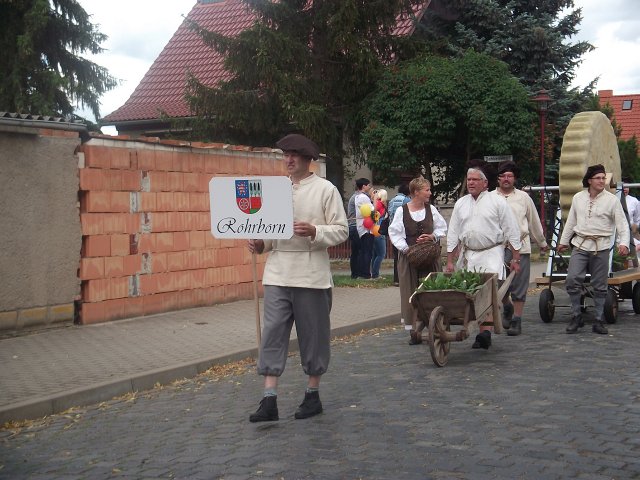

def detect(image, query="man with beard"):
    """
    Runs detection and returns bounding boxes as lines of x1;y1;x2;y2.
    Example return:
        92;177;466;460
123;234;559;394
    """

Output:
493;161;548;336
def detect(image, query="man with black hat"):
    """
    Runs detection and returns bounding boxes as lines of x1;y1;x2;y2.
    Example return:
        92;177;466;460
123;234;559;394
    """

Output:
493;161;548;336
558;164;630;334
247;134;348;422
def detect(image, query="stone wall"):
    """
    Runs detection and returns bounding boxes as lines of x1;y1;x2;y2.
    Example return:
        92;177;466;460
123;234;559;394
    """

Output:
0;125;82;332
0;122;326;330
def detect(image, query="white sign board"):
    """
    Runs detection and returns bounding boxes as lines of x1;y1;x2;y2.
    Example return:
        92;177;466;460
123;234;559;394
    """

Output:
484;155;513;163
209;176;294;239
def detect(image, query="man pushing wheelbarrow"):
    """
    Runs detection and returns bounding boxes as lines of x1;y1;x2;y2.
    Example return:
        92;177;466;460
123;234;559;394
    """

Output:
444;162;522;349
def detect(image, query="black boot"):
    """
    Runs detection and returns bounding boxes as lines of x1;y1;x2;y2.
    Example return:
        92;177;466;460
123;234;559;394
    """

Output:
502;303;514;330
294;391;323;419
249;395;279;422
408;330;422;345
472;330;491;349
507;317;522;336
566;315;582;334
592;321;608;335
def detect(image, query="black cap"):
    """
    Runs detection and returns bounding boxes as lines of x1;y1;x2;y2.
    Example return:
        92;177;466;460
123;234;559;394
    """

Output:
582;164;606;187
497;161;520;177
276;134;320;160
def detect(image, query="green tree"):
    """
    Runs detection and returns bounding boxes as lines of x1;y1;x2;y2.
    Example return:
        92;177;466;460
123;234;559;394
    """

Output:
184;0;424;192
619;136;640;182
417;0;592;91
0;0;117;119
415;0;595;186
357;51;535;199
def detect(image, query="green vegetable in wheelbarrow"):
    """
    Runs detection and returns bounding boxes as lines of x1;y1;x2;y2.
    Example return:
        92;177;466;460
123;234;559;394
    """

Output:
414;270;483;295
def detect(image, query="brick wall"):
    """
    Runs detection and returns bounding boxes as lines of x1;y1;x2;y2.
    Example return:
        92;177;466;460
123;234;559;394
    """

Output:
77;136;296;325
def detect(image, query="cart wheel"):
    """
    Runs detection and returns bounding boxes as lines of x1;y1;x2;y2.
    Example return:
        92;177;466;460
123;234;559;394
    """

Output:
621;281;633;300
428;306;450;367
604;289;618;324
633;283;640;314
539;289;555;323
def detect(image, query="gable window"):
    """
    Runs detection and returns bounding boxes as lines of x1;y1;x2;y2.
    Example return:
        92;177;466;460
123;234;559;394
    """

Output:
622;100;633;110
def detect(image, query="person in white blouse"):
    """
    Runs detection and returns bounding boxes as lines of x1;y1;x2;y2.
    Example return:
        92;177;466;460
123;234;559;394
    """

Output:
388;177;447;345
558;164;629;335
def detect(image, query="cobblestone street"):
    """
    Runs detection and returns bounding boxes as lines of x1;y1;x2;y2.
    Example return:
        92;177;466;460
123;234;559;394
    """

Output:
1;290;639;479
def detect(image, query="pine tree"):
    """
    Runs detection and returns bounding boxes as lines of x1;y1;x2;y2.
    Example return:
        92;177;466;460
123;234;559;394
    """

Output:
0;0;117;119
418;0;592;92
185;0;424;191
415;0;595;186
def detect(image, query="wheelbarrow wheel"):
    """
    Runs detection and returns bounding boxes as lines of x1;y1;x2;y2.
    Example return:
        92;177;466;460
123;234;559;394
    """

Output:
428;306;450;367
539;289;555;323
633;282;640;314
604;289;618;324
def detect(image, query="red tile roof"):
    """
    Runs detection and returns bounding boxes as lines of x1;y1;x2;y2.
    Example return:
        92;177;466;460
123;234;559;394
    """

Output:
599;90;640;141
103;0;430;125
103;0;254;123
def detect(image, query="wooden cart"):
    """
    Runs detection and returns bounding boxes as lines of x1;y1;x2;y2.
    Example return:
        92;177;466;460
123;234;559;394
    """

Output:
410;272;512;367
536;267;640;324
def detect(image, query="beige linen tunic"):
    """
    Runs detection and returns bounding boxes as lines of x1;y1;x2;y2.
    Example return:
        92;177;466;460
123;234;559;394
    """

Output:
493;189;547;254
559;189;629;252
262;173;348;289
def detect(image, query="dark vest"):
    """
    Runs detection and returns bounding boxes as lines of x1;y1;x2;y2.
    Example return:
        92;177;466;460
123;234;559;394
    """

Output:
403;203;434;246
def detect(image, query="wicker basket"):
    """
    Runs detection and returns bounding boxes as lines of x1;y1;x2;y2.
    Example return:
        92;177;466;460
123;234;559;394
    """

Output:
405;241;441;270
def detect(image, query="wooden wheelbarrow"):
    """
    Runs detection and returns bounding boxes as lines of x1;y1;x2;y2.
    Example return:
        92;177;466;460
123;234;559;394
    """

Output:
410;271;515;367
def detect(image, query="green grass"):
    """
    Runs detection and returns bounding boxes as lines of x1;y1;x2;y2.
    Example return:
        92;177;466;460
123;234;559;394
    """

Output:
332;274;394;288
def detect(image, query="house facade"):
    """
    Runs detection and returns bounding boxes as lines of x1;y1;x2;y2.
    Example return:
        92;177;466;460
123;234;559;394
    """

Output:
599;89;640;141
102;0;429;138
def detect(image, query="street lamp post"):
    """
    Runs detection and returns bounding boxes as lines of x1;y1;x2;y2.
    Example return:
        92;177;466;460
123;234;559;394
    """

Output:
533;89;552;235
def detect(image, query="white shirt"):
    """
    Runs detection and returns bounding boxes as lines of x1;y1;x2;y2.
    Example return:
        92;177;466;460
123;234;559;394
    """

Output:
560;189;629;252
355;191;374;237
388;204;448;252
493;189;547;254
447;191;521;280
625;194;640;226
262;174;348;288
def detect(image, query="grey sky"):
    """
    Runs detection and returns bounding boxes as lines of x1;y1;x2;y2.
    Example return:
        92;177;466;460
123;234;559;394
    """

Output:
77;0;640;133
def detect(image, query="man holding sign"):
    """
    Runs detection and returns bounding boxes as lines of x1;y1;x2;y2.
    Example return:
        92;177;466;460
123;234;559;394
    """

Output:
248;134;348;422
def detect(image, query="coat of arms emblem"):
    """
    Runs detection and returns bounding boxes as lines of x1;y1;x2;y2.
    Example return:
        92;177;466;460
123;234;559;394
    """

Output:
235;179;262;214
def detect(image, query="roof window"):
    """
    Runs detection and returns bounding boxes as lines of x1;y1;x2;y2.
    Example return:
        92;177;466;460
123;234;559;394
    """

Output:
622;100;633;110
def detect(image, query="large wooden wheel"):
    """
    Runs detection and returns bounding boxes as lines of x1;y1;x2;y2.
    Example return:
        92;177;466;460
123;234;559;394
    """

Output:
559;111;621;220
428;306;450;367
